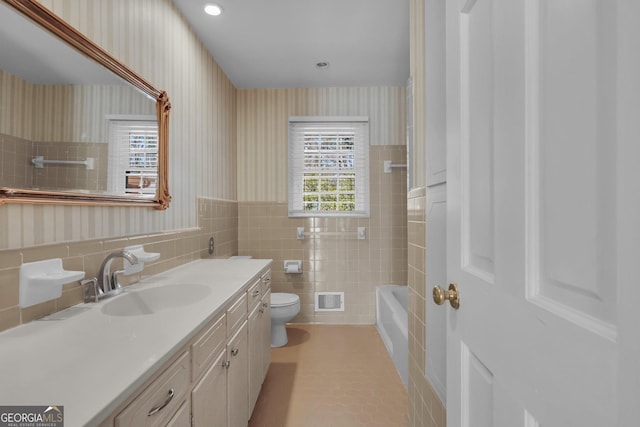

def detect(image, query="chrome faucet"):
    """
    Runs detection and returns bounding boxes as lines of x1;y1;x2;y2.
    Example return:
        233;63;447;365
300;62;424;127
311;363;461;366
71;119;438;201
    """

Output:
82;250;139;302
98;250;139;294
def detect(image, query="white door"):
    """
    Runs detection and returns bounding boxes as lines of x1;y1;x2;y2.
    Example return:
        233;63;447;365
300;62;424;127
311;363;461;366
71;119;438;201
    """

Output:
443;0;640;426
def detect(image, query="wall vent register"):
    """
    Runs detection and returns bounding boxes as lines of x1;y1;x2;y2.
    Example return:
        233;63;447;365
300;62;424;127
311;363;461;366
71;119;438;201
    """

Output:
315;292;345;312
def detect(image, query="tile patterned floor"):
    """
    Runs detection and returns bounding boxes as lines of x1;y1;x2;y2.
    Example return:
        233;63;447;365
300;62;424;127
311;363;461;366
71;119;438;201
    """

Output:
249;325;408;427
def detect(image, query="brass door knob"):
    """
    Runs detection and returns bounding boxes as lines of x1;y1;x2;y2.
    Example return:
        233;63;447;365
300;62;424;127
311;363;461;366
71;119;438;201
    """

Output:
433;283;460;309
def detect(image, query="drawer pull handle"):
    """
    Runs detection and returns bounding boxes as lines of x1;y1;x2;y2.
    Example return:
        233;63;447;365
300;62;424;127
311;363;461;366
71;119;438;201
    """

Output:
259;308;265;314
262;302;268;308
147;388;175;416
252;289;260;297
231;347;239;356
222;360;230;369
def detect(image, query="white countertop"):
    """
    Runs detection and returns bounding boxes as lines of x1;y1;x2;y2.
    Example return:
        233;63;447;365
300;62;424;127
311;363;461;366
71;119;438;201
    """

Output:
0;258;272;427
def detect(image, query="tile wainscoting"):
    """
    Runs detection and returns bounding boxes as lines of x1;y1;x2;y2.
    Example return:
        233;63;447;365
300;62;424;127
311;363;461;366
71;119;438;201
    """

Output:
408;187;445;427
0;197;237;332
239;145;408;325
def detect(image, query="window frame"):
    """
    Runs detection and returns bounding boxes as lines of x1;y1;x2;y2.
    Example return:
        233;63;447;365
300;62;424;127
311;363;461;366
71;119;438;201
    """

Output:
288;116;370;218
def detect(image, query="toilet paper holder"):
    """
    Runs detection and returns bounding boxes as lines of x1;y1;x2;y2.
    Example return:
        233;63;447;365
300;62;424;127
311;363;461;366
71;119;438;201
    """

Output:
284;260;302;274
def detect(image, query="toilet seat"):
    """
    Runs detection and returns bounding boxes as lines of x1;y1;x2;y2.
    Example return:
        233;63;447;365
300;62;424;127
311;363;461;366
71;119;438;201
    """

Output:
271;293;299;308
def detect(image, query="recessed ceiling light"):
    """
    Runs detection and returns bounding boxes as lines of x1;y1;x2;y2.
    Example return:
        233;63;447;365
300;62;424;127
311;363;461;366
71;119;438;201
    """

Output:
316;61;330;69
204;4;223;16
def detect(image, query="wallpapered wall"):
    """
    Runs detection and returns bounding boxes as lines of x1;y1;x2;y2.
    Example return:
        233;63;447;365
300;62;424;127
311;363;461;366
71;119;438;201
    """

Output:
0;0;237;249
1;69;154;191
0;69;34;140
236;87;408;324
237;86;406;202
0;69;153;142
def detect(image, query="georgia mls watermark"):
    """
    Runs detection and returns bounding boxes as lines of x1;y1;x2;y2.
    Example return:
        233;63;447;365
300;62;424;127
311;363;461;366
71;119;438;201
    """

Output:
0;406;63;427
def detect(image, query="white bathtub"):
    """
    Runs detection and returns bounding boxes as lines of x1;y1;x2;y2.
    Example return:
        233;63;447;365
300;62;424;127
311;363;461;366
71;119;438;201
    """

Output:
376;285;408;387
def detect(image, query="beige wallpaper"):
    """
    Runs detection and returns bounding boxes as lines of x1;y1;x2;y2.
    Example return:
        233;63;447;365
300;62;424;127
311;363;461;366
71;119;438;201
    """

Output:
31;84;154;143
237;86;406;202
1;69;153;192
0;69;153;143
0;0;237;249
410;0;426;190
0;69;34;140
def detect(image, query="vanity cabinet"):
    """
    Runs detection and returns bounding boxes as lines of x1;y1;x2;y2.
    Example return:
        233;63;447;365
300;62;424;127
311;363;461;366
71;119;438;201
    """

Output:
248;303;262;413
248;272;272;414
261;269;272;378
261;289;272;377
102;266;272;427
247;276;263;413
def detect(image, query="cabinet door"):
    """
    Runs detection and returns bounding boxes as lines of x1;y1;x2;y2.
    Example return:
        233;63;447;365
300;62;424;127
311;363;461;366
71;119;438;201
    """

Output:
227;321;248;427
192;349;227;427
260;290;271;381
247;305;262;414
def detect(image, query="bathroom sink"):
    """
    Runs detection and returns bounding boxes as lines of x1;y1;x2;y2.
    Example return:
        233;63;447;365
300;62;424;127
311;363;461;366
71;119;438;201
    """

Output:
100;283;211;316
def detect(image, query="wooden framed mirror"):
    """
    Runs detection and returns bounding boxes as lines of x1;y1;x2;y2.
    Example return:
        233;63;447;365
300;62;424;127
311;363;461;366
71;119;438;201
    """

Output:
0;0;171;209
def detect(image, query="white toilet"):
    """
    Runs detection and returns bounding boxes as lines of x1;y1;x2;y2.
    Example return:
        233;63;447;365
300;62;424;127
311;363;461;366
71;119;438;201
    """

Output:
270;293;300;347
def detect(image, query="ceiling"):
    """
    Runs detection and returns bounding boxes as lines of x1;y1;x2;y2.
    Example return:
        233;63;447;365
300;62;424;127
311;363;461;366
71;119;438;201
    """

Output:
172;0;410;89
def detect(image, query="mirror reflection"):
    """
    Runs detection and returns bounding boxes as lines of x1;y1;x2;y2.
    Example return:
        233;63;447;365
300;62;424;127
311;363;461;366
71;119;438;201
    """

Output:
0;0;161;200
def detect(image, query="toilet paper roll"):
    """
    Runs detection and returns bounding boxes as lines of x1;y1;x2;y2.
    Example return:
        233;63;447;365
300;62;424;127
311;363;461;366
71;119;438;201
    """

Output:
284;262;302;274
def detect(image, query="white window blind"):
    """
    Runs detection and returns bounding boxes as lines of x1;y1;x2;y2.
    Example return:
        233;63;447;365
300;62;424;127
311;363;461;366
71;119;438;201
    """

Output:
107;119;158;197
288;116;369;217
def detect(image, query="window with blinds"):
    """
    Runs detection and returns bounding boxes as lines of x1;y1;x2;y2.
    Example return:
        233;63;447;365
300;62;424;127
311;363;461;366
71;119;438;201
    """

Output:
288;117;369;217
107;119;158;196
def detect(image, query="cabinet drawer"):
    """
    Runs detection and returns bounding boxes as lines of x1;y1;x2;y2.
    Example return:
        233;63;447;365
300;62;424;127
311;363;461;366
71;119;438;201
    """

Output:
226;292;247;336
165;399;189;427
191;313;226;382
115;351;191;427
247;278;262;310
261;270;271;293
